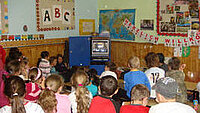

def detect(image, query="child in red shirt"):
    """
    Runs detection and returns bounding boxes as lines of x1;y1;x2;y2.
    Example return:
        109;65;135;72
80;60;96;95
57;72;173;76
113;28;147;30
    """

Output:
89;76;120;113
120;84;150;113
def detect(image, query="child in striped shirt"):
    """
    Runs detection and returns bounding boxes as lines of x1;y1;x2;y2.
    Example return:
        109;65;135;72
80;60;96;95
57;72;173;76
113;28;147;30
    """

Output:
37;51;51;78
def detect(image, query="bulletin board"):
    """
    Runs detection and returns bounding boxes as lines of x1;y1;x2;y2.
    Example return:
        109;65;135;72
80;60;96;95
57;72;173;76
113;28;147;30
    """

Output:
36;0;75;32
0;0;8;34
99;9;135;41
157;0;199;37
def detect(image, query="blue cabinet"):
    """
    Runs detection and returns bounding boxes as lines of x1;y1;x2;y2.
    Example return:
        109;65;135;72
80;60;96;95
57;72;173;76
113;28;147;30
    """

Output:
69;36;110;75
69;36;91;67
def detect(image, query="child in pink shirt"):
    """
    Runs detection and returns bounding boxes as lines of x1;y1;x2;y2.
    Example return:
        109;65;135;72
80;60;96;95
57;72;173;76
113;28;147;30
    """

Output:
44;74;71;113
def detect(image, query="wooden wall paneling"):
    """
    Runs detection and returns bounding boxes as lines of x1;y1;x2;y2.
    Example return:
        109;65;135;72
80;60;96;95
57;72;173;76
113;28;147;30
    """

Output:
2;38;67;67
110;41;199;82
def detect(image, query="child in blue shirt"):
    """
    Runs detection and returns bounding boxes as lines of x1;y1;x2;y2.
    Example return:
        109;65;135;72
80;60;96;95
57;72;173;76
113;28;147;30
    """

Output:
124;56;151;98
86;68;99;97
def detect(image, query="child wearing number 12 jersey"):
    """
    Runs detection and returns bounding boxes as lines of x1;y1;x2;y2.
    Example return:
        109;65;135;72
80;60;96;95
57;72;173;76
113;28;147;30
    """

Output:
145;52;165;98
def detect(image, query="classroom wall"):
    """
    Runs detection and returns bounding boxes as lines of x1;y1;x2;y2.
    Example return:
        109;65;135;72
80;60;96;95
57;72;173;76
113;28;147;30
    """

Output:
98;0;175;43
8;0;98;38
98;0;200;83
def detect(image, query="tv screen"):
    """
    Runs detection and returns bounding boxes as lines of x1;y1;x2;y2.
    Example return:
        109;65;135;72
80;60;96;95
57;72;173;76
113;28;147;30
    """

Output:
92;40;109;56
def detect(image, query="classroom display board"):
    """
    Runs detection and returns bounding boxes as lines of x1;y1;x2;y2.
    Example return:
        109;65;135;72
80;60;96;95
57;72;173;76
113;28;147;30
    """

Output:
157;0;199;37
0;0;8;34
36;0;75;31
99;9;135;41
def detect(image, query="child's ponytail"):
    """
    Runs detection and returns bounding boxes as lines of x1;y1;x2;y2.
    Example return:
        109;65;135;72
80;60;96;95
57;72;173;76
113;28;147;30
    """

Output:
75;85;90;113
10;93;26;113
4;76;26;113
71;71;90;113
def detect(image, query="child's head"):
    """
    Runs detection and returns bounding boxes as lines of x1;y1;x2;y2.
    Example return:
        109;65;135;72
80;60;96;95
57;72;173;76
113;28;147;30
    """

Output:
131;84;150;106
71;70;89;87
168;57;180;70
4;76;26;113
41;51;49;59
5;60;21;75
88;68;99;86
49;56;57;66
105;62;117;72
57;54;63;64
38;89;57;113
28;67;42;83
71;71;90;113
45;74;64;93
128;56;140;69
20;57;29;68
100;75;118;97
145;52;159;68
157;53;165;64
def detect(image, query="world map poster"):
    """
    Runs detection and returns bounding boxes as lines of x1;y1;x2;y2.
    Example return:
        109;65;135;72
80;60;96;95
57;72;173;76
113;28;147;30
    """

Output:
99;9;135;41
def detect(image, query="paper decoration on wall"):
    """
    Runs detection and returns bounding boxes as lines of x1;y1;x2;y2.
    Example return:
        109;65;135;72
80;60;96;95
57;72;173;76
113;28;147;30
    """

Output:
36;0;75;31
140;20;154;30
0;34;45;42
79;19;95;35
174;47;182;57
157;0;199;37
164;30;200;47
99;9;135;41
182;46;190;57
0;0;9;34
123;18;159;44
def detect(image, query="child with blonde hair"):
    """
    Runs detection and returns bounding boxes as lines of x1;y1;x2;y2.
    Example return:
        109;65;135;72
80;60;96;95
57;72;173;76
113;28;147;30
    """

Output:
120;84;150;113
24;67;43;102
45;74;71;113
69;70;93;113
38;89;57;113
124;56;151;98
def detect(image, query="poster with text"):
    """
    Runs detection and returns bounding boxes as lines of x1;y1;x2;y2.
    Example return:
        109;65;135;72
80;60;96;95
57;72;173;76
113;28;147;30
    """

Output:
99;9;135;41
36;0;75;31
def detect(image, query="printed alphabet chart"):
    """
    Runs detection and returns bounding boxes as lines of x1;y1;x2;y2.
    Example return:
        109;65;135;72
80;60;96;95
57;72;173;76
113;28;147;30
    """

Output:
36;0;75;31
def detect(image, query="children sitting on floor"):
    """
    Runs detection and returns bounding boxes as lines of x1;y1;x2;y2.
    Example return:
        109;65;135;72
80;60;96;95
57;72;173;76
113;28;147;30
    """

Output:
120;84;150;113
88;75;121;113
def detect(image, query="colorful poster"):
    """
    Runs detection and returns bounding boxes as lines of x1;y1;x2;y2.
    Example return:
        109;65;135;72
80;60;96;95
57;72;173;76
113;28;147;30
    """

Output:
157;0;199;37
36;0;75;31
182;46;190;57
99;9;135;41
0;0;8;34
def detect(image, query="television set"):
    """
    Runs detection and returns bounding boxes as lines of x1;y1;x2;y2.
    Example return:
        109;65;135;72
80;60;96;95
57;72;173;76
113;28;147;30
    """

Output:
91;40;109;57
